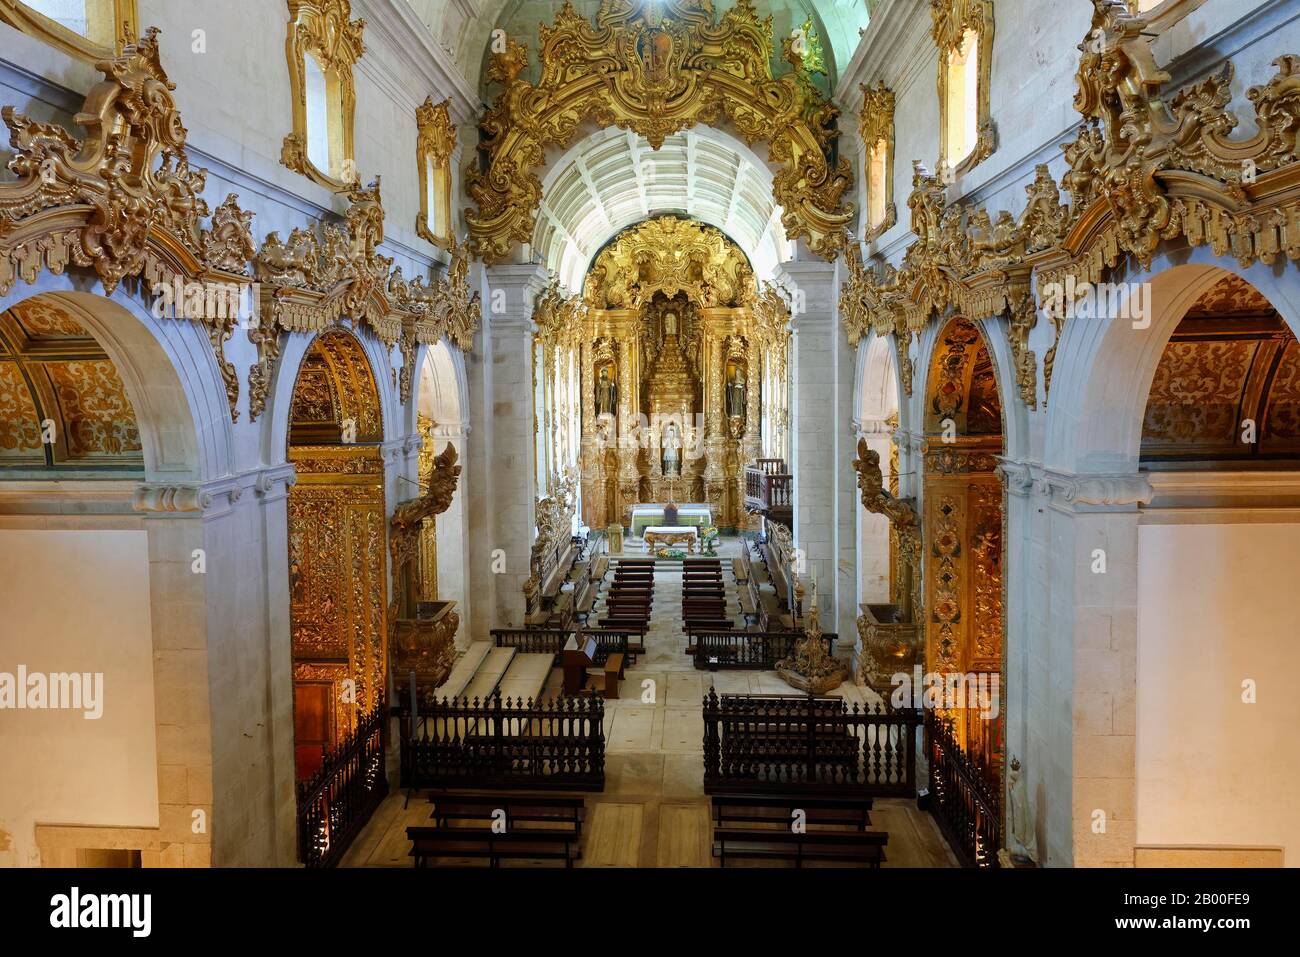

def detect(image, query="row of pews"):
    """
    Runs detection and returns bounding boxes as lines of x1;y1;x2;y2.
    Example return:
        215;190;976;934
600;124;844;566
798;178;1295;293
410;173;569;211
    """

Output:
408;792;588;868
681;558;732;631
709;793;888;867
597;558;656;632
404;789;889;868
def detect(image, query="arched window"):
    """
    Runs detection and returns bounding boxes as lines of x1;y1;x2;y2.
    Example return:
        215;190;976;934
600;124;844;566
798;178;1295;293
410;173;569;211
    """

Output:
281;0;364;190
933;0;994;179
859;81;896;241
416;97;456;248
0;0;136;61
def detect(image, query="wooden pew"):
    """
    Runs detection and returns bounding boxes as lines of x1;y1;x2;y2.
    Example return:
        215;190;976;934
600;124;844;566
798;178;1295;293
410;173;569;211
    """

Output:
711;794;874;831
711;829;887;868
428;793;587;836
407;826;580;868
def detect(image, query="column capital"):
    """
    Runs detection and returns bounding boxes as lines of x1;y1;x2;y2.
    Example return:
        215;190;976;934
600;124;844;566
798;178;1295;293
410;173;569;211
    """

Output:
1035;467;1154;513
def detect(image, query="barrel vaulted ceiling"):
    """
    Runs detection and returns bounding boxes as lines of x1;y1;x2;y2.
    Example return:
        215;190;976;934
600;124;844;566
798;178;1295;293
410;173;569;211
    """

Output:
535;127;789;293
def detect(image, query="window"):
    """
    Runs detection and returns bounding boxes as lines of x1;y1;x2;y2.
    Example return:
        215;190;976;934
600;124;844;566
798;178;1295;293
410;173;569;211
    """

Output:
858;81;896;241
416;96;456;248
0;0;136;61
281;0;364;191
933;0;995;179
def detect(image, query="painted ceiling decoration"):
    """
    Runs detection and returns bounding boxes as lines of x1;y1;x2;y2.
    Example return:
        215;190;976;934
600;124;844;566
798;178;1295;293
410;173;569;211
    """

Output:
466;0;855;264
841;0;1300;417
1142;275;1300;463
0;298;143;471
406;1;871;96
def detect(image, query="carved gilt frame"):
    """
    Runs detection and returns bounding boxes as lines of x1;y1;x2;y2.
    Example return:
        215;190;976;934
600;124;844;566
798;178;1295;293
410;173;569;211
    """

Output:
860;81;897;243
932;0;996;179
0;0;136;62
415;96;455;250
280;0;364;191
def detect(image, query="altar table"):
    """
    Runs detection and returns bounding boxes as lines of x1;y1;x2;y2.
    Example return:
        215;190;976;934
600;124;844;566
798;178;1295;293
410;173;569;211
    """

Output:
644;526;699;554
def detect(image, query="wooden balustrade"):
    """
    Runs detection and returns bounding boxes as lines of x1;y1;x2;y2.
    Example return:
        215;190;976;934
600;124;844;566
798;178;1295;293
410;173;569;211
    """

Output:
702;690;921;797
691;630;836;670
297;704;388;868
401;691;605;792
744;460;794;526
490;627;636;666
926;711;1002;868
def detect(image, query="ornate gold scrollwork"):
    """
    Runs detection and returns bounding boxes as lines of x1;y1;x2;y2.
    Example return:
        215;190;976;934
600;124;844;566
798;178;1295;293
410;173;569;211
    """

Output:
280;0;365;190
0;0;138;64
389;441;461;692
415;96;456;248
932;0;996;176
467;0;854;264
250;178;481;419
859;81;898;242
582;216;755;309
0;27;255;422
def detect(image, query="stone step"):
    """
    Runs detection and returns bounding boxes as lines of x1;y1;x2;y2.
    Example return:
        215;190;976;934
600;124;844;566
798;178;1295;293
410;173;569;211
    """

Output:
432;640;492;702
458;646;518;704
495;652;554;705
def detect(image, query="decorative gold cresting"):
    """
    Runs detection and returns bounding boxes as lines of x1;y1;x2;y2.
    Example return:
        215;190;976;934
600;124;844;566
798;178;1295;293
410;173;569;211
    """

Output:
281;0;365;190
582;217;756;309
859;81;897;242
251;180;481;419
415;97;456;248
0;27;255;422
932;0;996;177
843;0;1300;413
0;0;137;63
467;0;853;263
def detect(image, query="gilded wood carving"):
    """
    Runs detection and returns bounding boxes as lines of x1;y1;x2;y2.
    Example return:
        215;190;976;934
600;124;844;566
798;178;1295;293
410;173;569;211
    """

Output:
467;0;853;263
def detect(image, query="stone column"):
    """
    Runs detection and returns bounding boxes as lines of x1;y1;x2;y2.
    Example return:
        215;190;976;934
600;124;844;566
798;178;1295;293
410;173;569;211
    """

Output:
430;423;471;649
465;263;548;637
777;255;858;646
1025;468;1150;867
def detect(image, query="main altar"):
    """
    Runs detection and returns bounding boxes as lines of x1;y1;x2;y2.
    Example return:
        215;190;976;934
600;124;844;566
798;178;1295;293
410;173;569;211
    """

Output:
532;216;792;533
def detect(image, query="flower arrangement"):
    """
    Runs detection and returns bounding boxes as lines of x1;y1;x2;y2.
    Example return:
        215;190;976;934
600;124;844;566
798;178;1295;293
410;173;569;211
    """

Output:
700;525;720;557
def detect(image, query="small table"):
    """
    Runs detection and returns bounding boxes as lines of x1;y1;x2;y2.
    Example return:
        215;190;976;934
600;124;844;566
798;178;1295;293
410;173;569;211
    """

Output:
644;526;699;554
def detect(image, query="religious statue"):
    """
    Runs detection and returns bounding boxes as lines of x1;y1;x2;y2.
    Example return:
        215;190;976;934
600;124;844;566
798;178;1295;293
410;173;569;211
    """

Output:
726;370;747;419
663;423;681;476
1003;756;1039;866
664;310;678;336
595;365;617;416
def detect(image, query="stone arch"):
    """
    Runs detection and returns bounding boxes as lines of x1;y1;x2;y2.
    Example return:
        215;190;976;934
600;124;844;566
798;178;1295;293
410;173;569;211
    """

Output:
0;282;231;483
1044;252;1300;475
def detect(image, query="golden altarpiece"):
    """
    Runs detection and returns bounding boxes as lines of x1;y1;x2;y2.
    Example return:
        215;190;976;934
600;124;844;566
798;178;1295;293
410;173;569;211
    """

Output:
533;217;791;532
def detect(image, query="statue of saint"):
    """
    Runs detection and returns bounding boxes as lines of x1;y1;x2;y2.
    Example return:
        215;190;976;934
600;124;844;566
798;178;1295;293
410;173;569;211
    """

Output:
726;370;747;419
595;366;617;416
663;311;678;336
1004;757;1039;864
662;423;681;476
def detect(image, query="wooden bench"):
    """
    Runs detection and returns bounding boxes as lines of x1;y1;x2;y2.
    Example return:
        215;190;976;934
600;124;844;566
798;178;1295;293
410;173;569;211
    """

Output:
711;829;887;868
711;794;873;831
427;793;586;836
407;825;580;868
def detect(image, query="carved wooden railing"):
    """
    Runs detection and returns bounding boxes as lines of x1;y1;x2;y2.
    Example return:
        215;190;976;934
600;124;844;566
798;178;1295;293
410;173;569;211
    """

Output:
401;692;605;791
926;711;1002;868
296;704;388;868
490;628;636;666
691;630;836;671
702;690;921;797
744;461;793;525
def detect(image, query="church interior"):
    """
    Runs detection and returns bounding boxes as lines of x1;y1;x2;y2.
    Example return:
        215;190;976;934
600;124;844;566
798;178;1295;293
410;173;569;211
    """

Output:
2;0;1300;878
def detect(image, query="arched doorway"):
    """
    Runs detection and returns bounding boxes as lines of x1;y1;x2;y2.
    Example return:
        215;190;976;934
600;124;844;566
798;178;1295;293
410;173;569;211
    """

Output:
287;328;388;780
921;316;1005;770
856;332;901;606
1133;271;1300;865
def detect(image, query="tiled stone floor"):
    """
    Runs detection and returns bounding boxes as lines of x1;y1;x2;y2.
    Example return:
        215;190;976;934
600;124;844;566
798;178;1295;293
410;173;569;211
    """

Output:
341;536;957;867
